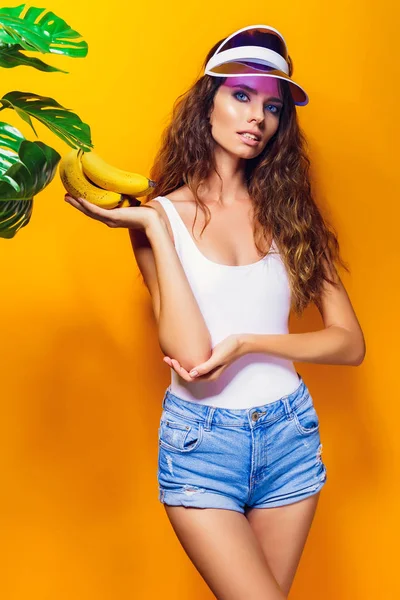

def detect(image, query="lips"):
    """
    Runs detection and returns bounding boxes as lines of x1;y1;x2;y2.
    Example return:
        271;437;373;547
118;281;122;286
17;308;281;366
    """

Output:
237;132;261;146
237;130;261;141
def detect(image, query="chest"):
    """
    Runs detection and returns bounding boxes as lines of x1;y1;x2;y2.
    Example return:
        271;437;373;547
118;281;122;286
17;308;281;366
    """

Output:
175;201;272;266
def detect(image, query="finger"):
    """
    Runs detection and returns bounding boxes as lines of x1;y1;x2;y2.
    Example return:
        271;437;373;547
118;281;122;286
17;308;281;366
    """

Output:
65;194;86;209
168;358;180;374
78;198;120;226
76;196;108;216
195;364;225;382
188;357;218;378
64;194;116;225
172;359;190;376
65;194;85;211
170;359;196;382
64;193;92;212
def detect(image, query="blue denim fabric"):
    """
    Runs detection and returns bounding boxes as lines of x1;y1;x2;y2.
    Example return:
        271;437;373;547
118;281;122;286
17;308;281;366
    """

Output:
157;373;327;513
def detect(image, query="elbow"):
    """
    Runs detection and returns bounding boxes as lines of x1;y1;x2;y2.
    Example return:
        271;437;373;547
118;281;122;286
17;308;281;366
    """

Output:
171;347;213;373
348;353;364;367
159;334;213;372
351;347;366;366
186;338;213;370
348;335;367;366
187;346;213;371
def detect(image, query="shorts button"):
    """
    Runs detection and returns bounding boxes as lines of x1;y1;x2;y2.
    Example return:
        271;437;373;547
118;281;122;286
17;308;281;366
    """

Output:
251;412;260;421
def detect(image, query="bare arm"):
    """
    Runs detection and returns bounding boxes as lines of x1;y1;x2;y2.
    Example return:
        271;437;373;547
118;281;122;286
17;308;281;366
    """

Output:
240;326;365;366
63;192;211;371
239;260;366;366
129;211;212;372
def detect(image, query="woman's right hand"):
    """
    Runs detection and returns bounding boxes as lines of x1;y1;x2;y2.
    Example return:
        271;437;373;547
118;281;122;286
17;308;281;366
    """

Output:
64;193;159;231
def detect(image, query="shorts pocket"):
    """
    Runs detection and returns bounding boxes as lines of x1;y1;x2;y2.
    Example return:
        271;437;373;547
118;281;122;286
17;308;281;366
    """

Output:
292;393;320;436
158;411;204;453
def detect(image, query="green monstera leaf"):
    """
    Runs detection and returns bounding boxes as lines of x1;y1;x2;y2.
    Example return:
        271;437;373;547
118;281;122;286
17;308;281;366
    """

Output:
0;4;88;72
0;6;94;238
0;122;61;239
0;91;93;150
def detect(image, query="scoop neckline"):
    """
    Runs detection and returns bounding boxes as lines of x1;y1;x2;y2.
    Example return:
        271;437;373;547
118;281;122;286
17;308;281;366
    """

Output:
158;196;275;270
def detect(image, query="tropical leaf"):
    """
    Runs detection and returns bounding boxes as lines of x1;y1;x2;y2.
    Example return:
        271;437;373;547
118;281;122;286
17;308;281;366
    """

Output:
0;121;61;239
0;4;88;60
0;44;69;73
0;91;93;151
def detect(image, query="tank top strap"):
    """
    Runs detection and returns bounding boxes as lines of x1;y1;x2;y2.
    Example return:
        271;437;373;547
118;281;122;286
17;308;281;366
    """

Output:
151;196;183;249
152;196;197;255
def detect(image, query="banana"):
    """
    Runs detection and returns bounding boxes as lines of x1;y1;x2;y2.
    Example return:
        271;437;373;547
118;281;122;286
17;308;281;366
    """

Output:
80;150;156;196
59;149;122;209
117;197;142;208
118;198;131;208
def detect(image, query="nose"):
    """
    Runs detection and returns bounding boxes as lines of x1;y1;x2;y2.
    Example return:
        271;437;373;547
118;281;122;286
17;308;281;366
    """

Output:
248;103;264;125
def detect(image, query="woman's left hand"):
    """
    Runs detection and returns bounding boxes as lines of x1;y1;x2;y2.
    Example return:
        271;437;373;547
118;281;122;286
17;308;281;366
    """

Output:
163;334;244;382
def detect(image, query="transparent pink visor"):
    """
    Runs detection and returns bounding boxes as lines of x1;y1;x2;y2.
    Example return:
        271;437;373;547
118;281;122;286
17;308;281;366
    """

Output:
204;25;309;106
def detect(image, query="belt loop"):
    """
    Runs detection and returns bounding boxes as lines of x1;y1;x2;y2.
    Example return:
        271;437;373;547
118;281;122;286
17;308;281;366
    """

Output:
162;387;169;409
204;406;216;431
282;397;294;420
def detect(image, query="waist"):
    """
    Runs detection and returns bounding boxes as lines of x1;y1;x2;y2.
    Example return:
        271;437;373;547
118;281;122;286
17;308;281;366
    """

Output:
163;370;307;418
168;359;300;409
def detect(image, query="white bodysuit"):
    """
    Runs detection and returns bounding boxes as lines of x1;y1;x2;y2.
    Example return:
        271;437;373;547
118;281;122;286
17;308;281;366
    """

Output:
153;196;300;409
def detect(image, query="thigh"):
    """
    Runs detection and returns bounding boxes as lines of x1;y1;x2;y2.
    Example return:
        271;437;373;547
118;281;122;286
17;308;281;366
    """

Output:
164;505;287;600
245;492;321;597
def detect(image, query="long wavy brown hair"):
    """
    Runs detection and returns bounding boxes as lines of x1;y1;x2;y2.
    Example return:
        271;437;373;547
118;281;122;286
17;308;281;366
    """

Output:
146;34;350;316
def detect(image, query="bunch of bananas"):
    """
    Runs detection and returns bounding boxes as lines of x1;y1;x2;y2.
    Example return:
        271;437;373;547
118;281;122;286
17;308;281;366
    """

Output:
59;148;156;209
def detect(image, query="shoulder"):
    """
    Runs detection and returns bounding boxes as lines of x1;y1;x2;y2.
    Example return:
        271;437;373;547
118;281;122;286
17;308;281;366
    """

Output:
143;197;175;244
144;187;192;243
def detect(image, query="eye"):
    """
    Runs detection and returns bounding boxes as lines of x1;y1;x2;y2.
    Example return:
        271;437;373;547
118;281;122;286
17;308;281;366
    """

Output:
233;91;250;102
233;91;281;115
266;104;281;115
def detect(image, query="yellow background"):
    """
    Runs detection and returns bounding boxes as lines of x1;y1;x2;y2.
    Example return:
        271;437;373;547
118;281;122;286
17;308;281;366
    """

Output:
1;0;398;598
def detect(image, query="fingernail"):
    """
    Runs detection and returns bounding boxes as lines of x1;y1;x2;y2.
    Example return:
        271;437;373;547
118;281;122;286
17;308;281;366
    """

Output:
190;370;198;377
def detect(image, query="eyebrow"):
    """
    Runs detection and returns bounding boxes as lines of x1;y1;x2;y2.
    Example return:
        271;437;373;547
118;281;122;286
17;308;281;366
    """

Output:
232;84;283;104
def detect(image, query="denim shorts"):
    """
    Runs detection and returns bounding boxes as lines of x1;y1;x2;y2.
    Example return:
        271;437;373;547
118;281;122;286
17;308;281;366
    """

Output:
157;373;327;513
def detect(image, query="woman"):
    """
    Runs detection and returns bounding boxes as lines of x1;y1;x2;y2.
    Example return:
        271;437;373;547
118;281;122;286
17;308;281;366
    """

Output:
65;25;365;600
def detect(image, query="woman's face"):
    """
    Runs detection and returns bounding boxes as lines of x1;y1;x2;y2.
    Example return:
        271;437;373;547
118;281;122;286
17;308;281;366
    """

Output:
209;75;283;158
